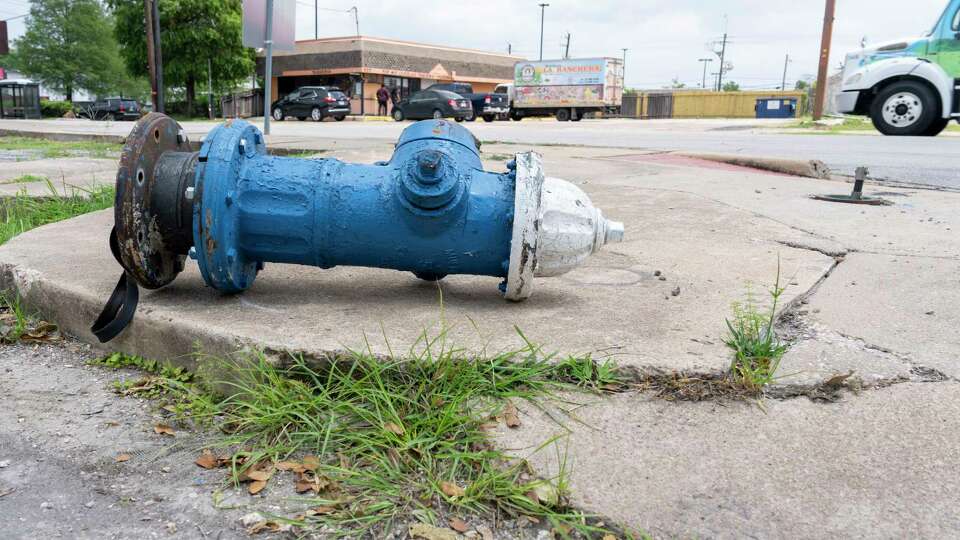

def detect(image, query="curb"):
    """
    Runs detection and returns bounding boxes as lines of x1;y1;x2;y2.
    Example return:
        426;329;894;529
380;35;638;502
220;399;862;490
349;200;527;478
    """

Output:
676;152;831;179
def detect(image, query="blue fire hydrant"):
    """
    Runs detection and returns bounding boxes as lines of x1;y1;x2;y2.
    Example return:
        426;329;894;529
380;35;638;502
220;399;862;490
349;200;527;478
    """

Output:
92;113;623;342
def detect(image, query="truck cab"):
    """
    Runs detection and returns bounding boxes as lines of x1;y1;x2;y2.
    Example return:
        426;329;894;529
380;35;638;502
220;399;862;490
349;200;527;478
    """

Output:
838;0;960;136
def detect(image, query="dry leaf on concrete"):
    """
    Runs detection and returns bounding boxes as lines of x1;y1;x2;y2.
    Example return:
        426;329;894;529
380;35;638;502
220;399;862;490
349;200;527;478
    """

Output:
248;480;267;495
301;455;320;471
476;525;494;540
409;522;460;540
602;535;618;540
194;450;219;469
275;460;301;471
503;401;520;428
115;454;130;463
449;517;469;532
153;424;175;436
440;481;466;498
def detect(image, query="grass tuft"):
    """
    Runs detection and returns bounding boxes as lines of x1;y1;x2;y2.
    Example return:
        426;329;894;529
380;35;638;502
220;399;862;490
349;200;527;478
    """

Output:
0;183;114;245
5;174;49;185
97;331;626;537
0;135;121;159
723;261;789;391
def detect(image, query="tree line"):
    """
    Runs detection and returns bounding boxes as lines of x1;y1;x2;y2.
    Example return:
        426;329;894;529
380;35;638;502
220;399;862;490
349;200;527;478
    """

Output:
0;0;253;116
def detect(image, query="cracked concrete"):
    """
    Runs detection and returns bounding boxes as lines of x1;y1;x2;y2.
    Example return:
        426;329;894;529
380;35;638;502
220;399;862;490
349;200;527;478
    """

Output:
0;135;958;538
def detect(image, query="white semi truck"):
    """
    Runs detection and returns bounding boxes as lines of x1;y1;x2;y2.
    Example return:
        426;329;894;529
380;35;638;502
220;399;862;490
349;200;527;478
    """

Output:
495;58;624;122
837;0;960;136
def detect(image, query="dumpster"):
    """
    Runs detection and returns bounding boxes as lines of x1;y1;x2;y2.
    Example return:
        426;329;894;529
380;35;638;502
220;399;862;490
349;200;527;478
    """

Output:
755;97;797;119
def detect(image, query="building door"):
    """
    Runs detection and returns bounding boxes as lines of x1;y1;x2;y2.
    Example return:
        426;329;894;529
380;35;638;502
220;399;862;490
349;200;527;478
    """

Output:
644;94;674;119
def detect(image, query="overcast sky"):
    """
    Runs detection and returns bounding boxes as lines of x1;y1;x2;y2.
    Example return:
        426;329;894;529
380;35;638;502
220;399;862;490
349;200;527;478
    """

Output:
1;0;950;89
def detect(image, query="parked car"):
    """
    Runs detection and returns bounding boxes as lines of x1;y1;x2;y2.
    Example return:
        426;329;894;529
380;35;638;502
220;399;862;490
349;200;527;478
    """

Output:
271;86;351;122
426;82;509;122
78;98;142;121
391;90;472;122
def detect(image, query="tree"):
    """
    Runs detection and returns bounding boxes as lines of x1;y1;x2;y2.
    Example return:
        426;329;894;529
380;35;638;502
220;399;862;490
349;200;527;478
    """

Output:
6;0;129;101
795;80;811;91
721;81;741;92
668;77;686;89
109;0;254;116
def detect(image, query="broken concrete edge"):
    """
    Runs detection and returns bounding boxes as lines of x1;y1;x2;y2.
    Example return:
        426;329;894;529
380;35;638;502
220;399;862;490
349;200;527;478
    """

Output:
676;152;832;179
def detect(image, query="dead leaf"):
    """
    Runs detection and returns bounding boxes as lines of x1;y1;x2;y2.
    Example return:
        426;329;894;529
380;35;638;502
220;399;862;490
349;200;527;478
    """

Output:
115;454;130;463
194;450;219;469
248;480;267;495
153;424;175;437
247;470;272;482
275;460;301;471
384;422;405;436
823;370;855;388
247;520;290;534
104;421;120;427
449;517;469;532
302;455;320;471
409;522;459;540
440;481;465;498
602;535;618;540
306;505;336;515
503;401;521;428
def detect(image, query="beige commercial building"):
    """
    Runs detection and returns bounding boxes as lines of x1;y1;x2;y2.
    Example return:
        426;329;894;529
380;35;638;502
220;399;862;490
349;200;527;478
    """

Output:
257;36;520;115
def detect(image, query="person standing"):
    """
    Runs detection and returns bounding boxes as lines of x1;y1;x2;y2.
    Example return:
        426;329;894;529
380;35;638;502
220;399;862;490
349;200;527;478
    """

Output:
390;87;400;110
376;84;389;116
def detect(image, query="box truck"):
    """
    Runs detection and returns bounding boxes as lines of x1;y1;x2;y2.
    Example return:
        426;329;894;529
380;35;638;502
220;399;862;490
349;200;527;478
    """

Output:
495;57;624;121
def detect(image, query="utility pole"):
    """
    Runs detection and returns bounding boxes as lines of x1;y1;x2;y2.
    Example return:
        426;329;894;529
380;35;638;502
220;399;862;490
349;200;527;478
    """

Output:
621;48;628;91
715;33;728;91
698;58;713;89
263;0;274;135
508;42;512;55
314;0;318;39
143;0;164;113
563;32;571;59
143;0;158;111
538;3;549;61
350;6;359;37
813;0;836;120
781;53;791;91
207;58;214;120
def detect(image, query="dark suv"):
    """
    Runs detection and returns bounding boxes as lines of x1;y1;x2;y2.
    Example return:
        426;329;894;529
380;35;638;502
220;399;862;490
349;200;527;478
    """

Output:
391;89;472;121
79;98;142;121
271;86;351;122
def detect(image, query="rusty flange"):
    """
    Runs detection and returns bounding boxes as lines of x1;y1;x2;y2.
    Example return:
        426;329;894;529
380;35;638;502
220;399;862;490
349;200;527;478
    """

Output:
115;113;193;289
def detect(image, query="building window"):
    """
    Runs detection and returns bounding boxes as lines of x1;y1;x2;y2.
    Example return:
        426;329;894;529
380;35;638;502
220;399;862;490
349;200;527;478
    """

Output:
384;76;413;99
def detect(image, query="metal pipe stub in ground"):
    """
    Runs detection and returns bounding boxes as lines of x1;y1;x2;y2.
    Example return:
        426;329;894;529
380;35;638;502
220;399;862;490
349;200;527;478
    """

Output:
91;113;625;343
812;166;892;206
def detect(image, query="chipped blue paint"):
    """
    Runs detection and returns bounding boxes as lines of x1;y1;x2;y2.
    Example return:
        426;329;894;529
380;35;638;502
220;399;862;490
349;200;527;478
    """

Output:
191;118;515;293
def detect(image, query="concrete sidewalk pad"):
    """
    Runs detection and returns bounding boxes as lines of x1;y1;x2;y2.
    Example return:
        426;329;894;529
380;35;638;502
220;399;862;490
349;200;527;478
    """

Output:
496;382;960;539
0;158;118;197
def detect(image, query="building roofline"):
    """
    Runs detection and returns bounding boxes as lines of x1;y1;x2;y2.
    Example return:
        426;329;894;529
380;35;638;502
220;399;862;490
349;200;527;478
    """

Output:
293;35;524;60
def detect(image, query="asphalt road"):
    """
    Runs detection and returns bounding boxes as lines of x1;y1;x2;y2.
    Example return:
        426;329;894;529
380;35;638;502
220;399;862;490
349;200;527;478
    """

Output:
3;117;959;189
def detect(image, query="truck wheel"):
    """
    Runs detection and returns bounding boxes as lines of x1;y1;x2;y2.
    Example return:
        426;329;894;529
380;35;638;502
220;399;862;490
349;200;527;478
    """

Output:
923;117;950;136
555;108;571;122
870;81;939;136
510;111;523;121
482;115;496;122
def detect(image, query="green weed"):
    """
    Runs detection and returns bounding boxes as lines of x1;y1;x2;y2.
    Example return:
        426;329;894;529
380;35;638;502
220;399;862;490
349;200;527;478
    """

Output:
5;174;49;184
0;135;121;159
0;183;114;245
98;331;626;537
0;294;32;343
723;262;789;391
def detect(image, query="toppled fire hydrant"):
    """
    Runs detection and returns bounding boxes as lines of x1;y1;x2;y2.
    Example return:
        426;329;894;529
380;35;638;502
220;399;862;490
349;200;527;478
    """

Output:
91;113;624;342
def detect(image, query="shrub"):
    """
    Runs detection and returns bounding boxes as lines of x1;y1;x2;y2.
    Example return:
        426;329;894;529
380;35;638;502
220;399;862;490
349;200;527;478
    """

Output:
40;100;75;118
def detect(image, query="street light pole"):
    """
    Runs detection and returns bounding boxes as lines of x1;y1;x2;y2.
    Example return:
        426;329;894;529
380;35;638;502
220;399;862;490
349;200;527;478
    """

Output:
715;32;728;91
538;3;549;61
781;53;791;90
622;48;628;89
263;0;274;135
698;58;713;89
813;0;836;119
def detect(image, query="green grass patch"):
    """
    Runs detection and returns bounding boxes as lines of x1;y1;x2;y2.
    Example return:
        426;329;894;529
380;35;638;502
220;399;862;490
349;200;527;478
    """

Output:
723;263;789;391
0;135;121;159
0;183;115;245
5;174;49;185
787;116;960;135
95;332;629;538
